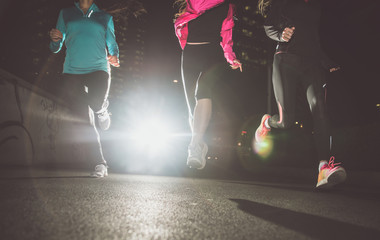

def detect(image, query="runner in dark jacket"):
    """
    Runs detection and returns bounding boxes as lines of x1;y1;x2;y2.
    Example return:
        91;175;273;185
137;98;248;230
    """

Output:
255;0;346;188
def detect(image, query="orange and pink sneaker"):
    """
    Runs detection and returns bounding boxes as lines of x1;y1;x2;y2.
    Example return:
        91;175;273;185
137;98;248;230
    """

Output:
255;114;271;143
316;157;347;188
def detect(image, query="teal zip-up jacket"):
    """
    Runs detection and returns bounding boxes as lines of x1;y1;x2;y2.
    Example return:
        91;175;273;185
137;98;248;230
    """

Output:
50;2;119;74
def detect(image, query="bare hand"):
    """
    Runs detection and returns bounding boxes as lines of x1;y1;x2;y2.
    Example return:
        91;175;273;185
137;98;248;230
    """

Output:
281;27;295;42
108;55;120;67
49;28;63;42
329;67;340;73
231;59;242;72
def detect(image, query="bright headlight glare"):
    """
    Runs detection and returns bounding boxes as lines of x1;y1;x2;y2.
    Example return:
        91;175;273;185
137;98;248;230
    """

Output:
129;117;173;155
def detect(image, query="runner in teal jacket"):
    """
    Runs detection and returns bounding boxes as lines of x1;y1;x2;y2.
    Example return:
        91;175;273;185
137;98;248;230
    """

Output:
49;0;120;178
50;1;119;74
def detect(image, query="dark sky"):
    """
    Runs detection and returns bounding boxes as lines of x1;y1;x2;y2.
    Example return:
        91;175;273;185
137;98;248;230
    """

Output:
143;0;182;81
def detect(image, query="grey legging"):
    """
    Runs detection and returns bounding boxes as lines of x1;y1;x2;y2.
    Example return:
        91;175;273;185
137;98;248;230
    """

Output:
268;53;330;160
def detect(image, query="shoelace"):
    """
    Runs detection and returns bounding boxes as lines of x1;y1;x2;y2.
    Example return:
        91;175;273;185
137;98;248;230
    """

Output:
97;100;110;119
98;111;111;120
326;156;341;169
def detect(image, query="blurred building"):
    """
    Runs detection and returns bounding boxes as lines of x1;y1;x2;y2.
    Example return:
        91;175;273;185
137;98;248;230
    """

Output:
234;0;271;69
0;0;62;92
109;9;147;102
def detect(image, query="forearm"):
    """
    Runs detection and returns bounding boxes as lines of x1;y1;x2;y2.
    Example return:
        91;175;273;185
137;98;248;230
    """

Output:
50;10;65;53
220;23;236;64
263;0;287;43
107;44;119;58
106;17;119;58
221;42;237;65
264;25;286;42
220;3;237;64
49;40;62;53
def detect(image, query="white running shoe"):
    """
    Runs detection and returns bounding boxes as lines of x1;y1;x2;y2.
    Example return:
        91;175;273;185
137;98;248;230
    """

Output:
187;142;208;170
91;164;108;178
97;110;111;130
97;99;111;131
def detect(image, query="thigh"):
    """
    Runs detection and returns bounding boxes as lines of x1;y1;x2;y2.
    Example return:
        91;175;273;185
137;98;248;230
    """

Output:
83;71;110;112
62;74;86;112
182;44;225;113
195;44;226;100
182;45;205;114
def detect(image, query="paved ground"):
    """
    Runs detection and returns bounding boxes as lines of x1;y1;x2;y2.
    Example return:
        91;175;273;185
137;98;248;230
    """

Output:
0;168;379;240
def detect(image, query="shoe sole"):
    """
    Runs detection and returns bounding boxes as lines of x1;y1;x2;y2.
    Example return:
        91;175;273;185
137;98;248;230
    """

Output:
90;171;108;178
316;169;347;189
187;159;204;169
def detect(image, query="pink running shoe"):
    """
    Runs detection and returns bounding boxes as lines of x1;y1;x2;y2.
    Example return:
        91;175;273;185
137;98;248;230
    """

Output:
316;157;347;188
255;114;271;143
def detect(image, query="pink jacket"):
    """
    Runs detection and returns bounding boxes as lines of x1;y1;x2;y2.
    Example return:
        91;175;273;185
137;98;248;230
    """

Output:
174;0;237;64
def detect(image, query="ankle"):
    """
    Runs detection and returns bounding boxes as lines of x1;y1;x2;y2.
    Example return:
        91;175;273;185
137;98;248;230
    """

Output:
190;135;203;146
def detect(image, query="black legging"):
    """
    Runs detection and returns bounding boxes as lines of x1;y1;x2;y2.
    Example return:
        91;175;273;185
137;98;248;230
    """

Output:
62;71;110;165
181;43;226;119
268;53;330;160
63;71;110;114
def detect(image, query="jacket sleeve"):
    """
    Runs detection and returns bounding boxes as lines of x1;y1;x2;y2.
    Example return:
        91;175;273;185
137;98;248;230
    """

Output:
220;4;236;65
264;25;286;42
174;13;190;50
263;2;287;42
49;10;66;53
106;16;119;57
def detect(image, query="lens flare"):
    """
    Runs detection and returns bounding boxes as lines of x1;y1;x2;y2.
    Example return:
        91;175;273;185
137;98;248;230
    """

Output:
253;137;273;159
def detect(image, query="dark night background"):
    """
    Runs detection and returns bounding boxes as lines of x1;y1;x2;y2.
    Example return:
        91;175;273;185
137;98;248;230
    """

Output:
0;0;379;174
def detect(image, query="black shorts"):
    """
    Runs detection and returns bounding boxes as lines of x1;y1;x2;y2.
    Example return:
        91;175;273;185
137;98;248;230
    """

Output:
181;43;227;114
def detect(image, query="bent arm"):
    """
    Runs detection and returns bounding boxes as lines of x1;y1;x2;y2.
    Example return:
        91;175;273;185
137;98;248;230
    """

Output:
220;4;237;65
49;10;66;53
263;1;287;42
106;16;119;58
264;25;286;42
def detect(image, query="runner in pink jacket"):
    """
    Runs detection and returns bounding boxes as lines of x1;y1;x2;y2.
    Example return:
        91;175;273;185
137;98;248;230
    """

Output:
174;0;239;65
174;0;242;170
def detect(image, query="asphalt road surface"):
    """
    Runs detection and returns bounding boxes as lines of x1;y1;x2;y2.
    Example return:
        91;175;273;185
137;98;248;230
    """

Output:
1;168;379;240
